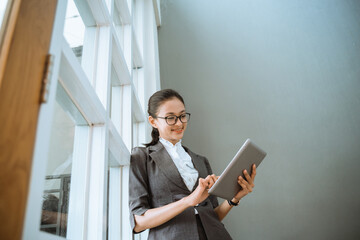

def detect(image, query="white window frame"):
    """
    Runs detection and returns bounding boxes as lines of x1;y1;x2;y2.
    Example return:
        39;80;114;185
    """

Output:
23;0;161;239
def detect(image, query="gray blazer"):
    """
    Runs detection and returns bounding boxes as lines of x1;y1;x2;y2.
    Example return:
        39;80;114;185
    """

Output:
129;141;232;240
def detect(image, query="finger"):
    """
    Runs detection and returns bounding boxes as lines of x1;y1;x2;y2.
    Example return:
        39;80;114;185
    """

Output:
204;175;212;183
243;170;253;185
200;178;211;193
251;164;257;179
238;176;252;192
198;178;207;188
243;170;254;188
208;175;216;188
215;175;220;181
204;176;212;188
237;178;248;192
239;182;251;193
210;174;217;183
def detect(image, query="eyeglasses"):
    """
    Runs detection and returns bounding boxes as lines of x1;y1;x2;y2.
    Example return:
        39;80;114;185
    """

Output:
156;113;191;125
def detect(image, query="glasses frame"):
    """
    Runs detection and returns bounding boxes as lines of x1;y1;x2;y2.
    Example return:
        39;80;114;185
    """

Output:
156;113;191;126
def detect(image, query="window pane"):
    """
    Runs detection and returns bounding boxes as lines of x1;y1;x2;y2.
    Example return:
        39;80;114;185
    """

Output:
63;0;85;60
107;155;122;239
40;83;87;237
0;0;10;27
0;0;7;18
0;0;12;47
132;120;139;147
110;66;123;135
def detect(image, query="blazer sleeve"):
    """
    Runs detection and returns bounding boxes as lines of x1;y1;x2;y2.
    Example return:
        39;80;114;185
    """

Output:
203;156;220;209
128;147;151;233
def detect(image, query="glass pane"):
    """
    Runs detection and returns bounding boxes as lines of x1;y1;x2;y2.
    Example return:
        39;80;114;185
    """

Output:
0;0;12;47
63;0;85;61
0;0;9;25
107;157;122;239
110;65;123;135
40;83;87;237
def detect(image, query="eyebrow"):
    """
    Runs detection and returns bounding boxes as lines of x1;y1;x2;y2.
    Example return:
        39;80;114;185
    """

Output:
165;110;186;115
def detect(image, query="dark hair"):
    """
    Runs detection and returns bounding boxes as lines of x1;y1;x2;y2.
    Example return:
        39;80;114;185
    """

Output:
144;89;185;147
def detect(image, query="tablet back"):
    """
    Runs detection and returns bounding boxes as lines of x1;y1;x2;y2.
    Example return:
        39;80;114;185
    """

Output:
208;139;266;200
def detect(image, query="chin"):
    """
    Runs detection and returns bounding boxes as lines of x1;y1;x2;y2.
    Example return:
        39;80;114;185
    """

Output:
174;132;184;138
170;135;183;143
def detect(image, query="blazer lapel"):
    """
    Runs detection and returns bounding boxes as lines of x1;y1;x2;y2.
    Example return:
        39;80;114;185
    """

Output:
149;142;190;192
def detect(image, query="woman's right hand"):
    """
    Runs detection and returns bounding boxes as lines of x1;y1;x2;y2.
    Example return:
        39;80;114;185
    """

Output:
133;174;218;232
184;174;218;207
134;174;217;232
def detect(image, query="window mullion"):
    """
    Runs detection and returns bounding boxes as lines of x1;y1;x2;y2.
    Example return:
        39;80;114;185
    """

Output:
94;26;112;111
108;167;122;240
81;26;98;84
114;0;131;24
121;84;132;151
87;0;112;25
123;24;132;75
111;86;123;134
94;26;112;110
121;166;131;240
66;126;90;240
86;15;112;239
87;125;109;240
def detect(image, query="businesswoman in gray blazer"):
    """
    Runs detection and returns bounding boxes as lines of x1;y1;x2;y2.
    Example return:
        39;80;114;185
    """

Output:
129;89;257;240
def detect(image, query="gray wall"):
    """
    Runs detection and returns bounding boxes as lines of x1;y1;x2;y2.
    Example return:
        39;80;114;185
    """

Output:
158;0;360;239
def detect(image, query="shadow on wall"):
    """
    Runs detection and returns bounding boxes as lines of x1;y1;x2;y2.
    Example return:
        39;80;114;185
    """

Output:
158;0;360;239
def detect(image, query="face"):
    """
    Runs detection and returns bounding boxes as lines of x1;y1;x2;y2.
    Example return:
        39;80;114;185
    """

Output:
149;98;187;145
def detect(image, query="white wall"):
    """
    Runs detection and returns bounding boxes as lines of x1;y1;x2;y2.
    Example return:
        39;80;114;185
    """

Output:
158;0;360;239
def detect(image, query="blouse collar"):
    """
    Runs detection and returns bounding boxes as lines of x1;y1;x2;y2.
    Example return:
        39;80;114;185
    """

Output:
159;137;182;148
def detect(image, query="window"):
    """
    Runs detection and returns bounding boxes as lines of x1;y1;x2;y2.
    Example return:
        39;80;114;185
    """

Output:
40;83;89;237
63;0;85;60
23;0;161;239
0;0;12;42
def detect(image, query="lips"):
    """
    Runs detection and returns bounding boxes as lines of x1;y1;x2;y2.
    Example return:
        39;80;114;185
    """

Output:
172;128;184;133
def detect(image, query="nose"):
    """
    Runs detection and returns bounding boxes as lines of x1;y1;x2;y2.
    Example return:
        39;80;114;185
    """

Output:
175;117;183;126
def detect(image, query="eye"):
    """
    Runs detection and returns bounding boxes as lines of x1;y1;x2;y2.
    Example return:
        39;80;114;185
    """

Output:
166;116;176;120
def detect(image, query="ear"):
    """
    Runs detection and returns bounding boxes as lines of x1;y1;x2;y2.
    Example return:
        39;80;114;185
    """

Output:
148;116;157;129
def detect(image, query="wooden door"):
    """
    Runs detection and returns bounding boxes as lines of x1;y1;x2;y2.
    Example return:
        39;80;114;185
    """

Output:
0;0;58;239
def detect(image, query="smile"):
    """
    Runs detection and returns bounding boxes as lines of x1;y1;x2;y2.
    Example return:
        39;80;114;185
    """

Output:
172;128;184;132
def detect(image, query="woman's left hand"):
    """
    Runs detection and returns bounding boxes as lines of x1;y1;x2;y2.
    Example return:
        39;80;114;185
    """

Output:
233;164;256;201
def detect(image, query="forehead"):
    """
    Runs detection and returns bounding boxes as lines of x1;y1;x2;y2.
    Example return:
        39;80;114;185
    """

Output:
157;98;185;115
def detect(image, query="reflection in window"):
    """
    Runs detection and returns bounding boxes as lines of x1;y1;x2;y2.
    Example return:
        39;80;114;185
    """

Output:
40;83;87;237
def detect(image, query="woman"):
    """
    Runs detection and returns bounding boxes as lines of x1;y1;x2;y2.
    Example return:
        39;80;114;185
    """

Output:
129;89;256;240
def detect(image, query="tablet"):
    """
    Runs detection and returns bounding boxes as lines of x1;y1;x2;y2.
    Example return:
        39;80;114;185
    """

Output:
208;139;267;200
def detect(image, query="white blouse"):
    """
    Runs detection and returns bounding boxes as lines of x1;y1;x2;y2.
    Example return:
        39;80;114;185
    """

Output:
159;138;199;191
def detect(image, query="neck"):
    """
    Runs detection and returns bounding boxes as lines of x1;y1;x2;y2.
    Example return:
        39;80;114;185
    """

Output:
160;137;180;146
